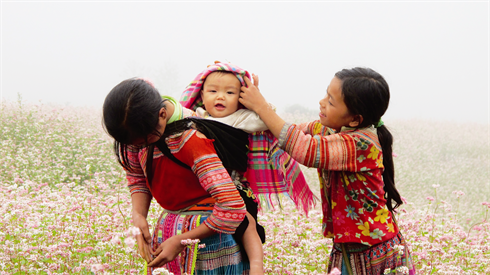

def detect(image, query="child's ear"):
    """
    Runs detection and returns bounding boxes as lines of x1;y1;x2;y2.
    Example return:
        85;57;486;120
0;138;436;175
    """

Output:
159;107;167;120
348;115;363;128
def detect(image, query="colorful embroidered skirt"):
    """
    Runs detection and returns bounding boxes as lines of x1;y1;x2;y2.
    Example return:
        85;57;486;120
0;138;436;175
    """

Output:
328;232;416;275
146;210;250;275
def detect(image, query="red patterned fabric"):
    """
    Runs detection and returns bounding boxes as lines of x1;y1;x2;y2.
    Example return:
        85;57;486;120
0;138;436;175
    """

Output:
125;129;246;234
328;232;416;275
281;121;399;246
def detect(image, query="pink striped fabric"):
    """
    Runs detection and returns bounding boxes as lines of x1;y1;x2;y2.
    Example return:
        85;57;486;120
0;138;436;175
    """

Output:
179;62;317;215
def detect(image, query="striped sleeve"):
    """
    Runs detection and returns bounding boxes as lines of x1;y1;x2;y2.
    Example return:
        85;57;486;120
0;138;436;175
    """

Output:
279;123;358;171
124;145;151;196
172;131;246;234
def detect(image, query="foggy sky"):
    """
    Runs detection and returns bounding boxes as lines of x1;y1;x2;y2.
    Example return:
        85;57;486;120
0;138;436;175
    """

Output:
2;1;489;124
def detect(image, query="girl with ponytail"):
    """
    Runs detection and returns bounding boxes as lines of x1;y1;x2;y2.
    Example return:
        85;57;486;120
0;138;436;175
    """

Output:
103;78;250;274
239;67;416;275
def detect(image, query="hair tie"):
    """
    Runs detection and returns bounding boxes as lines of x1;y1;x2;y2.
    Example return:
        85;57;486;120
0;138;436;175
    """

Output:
137;77;155;88
375;119;384;128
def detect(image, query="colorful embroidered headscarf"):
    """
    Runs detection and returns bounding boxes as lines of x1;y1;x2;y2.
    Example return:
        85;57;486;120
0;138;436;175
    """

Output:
180;62;251;111
180;62;317;215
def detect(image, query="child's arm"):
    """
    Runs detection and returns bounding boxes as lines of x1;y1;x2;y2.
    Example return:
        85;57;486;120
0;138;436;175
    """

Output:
239;76;330;136
239;76;285;138
148;221;215;267
131;192;153;263
296;120;331;136
123;146;154;262
278;122;358;171
125;145;152;195
176;131;247;234
239;76;356;171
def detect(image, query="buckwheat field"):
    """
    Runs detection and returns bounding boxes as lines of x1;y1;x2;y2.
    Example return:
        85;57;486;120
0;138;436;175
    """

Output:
1;100;488;274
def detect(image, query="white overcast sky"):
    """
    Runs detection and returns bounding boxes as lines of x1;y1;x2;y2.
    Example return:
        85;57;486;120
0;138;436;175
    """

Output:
1;1;489;124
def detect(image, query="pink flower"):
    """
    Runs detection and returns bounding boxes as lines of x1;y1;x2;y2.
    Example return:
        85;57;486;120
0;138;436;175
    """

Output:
26;246;38;253
401;196;408;204
332;211;346;225
90;264;104;272
58;242;70;248
329;267;341;275
124;237;136;247
110;236;121;245
181;238;201;246
452;190;465;197
128;226;141;237
426;196;435;202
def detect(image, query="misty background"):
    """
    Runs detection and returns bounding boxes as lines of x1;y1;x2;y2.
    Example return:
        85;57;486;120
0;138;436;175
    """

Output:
1;1;489;124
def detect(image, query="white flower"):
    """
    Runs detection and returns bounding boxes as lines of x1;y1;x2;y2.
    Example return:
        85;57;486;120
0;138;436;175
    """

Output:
396;266;409;275
124;237;135;247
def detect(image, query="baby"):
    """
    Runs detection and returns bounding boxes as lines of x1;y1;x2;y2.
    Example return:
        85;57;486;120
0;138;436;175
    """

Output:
199;70;266;274
181;62;268;274
198;70;273;133
180;62;315;275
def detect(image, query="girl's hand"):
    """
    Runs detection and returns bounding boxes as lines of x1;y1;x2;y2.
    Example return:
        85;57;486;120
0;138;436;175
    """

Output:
148;235;186;267
239;74;269;114
132;213;153;263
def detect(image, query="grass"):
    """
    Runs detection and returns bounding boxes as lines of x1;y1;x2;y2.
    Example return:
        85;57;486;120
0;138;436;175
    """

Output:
0;100;489;274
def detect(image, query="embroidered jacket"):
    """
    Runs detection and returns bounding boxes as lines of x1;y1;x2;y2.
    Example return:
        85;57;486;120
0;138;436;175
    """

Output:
124;129;246;234
279;121;399;246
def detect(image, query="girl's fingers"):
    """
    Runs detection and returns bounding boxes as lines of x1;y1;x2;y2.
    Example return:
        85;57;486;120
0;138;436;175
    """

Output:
135;234;148;259
147;257;163;267
243;76;253;87
151;244;163;255
138;224;152;244
144;244;153;263
148;254;170;267
252;74;259;87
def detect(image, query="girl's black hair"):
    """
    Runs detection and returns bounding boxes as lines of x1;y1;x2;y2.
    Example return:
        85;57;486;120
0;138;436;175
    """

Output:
335;67;403;214
102;78;164;171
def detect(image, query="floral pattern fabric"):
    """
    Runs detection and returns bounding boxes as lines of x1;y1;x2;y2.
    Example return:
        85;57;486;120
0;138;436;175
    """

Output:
279;120;399;246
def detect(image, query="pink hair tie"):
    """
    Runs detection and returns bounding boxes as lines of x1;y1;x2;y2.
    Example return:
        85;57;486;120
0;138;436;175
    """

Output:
137;77;155;88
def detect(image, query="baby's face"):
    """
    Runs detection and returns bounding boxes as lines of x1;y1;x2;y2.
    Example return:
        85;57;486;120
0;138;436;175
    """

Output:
201;72;241;118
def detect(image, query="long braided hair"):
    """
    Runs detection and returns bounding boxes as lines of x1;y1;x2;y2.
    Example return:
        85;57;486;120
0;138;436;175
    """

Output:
335;67;402;214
